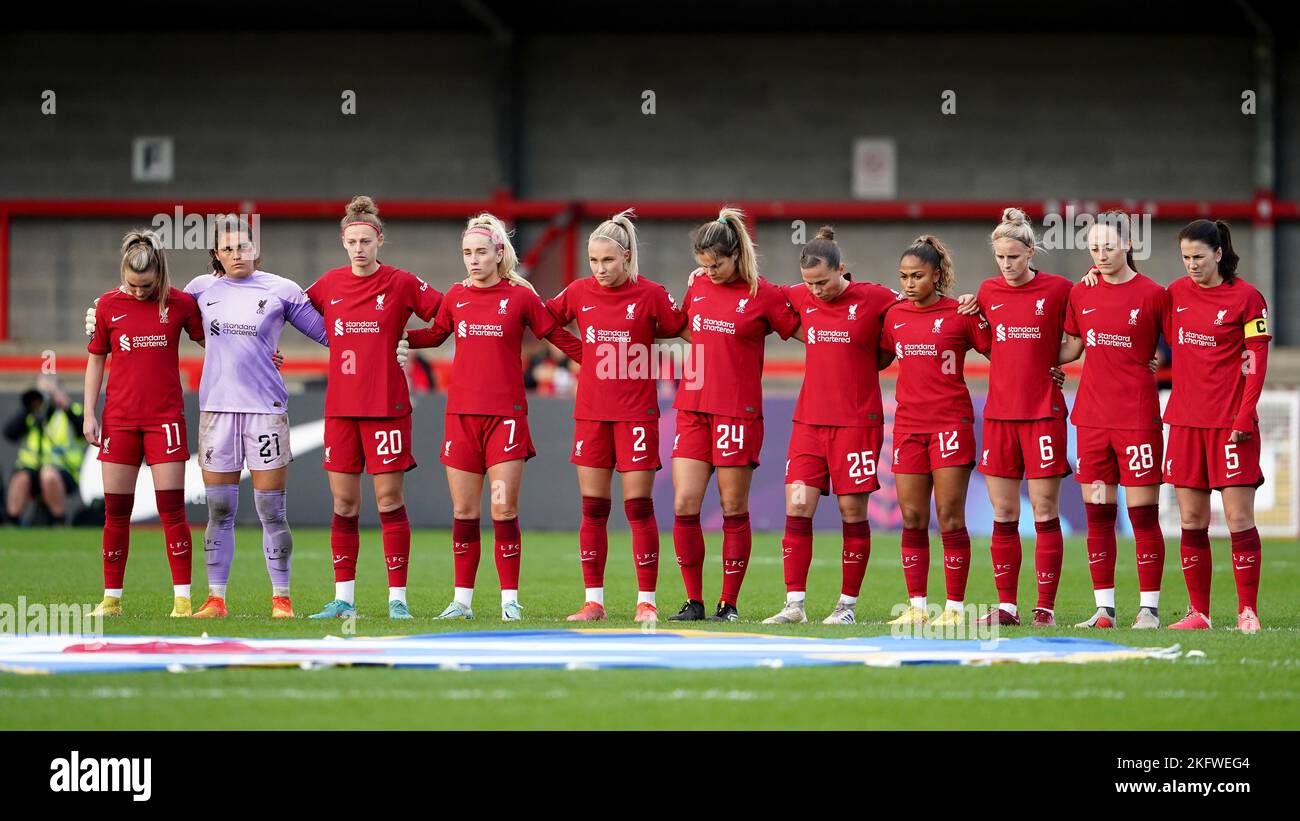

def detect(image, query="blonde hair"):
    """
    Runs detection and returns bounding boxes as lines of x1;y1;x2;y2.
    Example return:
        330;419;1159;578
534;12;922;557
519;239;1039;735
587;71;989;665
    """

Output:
990;207;1041;254
901;234;956;294
693;206;759;297
119;229;170;315
340;195;383;235
463;213;537;293
590;208;640;281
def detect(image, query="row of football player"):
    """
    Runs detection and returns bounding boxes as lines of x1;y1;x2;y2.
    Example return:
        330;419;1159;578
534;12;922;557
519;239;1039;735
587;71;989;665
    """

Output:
78;198;1268;632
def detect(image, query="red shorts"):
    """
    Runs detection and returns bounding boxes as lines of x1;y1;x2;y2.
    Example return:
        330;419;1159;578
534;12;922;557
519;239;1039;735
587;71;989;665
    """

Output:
98;418;189;466
978;417;1072;480
891;428;977;474
1075;426;1163;487
785;422;884;495
323;415;415;474
441;413;535;474
572;419;661;472
672;411;763;468
1164;424;1264;490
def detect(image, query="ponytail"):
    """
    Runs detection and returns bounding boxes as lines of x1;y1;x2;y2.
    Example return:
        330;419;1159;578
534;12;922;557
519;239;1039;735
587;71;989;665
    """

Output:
693;206;759;297
1178;218;1239;282
990;206;1042;254
464;212;537;294
590;208;640;280
119;229;170;316
901;234;955;294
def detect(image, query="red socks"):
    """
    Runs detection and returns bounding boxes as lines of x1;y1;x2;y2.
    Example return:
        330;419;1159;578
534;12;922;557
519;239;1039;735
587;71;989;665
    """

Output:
901;527;929;600
494;518;522;592
625;498;659;594
1180;526;1212;615
990;520;1021;605
1034;517;1063;610
720;513;751;605
102;492;133;589
379;506;410;588
940;527;970;603
330;513;360;583
782;515;813;593
841;520;871;597
1084;502;1118;591
452;517;481;588
1129;504;1165;594
580;496;611;589
673;513;705;602
156;489;191;586
1230;526;1262;613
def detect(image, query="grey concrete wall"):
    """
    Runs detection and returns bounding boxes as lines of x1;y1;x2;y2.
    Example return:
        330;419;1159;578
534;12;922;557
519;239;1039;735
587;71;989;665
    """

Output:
1;31;1294;340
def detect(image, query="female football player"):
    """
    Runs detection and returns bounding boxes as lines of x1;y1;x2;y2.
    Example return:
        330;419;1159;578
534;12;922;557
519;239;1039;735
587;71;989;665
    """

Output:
405;213;582;621
305;196;443;620
84;230;205;617
546;210;686;622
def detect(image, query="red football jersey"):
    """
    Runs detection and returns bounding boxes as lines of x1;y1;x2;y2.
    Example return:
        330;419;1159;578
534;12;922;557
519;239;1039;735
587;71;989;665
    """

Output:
881;296;991;433
408;280;559;416
1064;272;1169;431
87;287;204;426
547;275;686;422
977;271;1072;421
785;280;899;427
673;275;800;420
1163;276;1271;429
306;264;442;418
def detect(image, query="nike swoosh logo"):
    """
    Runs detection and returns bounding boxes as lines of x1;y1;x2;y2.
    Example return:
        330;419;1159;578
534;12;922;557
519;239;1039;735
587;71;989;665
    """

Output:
383;457;398;464
693;296;706;302
580;557;595;562
500;552;520;559
206;301;220;306
893;323;906;329
1226;471;1241;478
1081;308;1096;314
1134;470;1150;477
990;304;1004;310
111;315;128;322
854;477;870;485
1039;461;1053;468
333;556;345;564
582;306;596;312
1138;561;1158;566
330;298;344;305
503;444;519;452
1088;558;1104;564
456;301;471;308
994;571;1011;577
1176;306;1189;312
724;569;741;575
805;307;818;313
1234;564;1254;570
632;455;648;462
721;450;739;457
166;446;182;454
637;560;655;566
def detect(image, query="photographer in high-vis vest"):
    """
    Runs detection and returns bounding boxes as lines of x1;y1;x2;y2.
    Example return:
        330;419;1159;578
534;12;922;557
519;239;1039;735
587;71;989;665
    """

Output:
4;376;85;525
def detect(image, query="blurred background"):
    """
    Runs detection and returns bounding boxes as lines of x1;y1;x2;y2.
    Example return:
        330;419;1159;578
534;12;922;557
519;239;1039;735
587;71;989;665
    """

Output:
0;1;1295;535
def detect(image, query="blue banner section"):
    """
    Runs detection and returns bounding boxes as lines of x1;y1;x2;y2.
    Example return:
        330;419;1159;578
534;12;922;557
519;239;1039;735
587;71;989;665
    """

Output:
0;631;1177;674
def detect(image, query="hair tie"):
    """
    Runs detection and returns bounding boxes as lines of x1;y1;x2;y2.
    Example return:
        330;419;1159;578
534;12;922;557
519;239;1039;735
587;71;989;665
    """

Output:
716;216;728;225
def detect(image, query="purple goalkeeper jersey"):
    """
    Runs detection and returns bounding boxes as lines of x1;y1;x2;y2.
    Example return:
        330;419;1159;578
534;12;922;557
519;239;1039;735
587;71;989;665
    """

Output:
185;270;328;413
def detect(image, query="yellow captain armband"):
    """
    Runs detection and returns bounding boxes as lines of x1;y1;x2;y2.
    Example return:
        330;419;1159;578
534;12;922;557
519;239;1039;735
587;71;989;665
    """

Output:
1244;315;1269;340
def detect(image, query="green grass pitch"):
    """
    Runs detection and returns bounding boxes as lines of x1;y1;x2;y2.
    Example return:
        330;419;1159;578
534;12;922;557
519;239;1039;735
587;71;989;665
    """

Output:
1;527;1296;729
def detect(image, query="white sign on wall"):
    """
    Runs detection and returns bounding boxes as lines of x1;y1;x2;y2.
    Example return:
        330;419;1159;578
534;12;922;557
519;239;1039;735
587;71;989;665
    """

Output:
851;137;896;200
132;136;174;183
